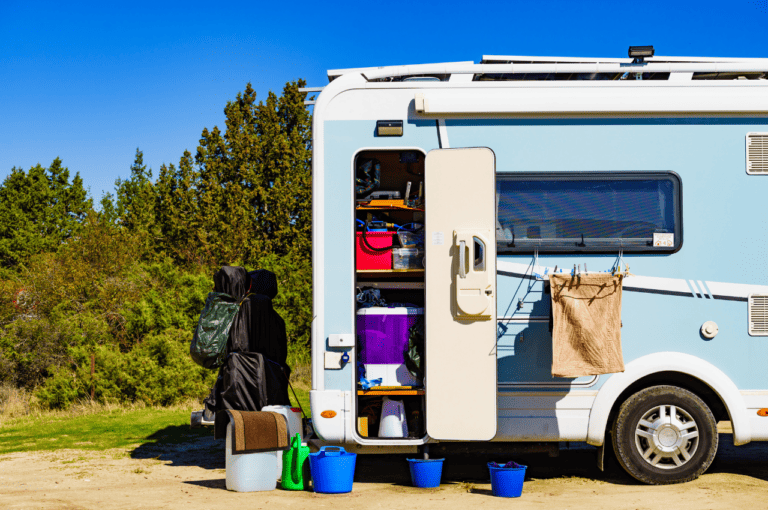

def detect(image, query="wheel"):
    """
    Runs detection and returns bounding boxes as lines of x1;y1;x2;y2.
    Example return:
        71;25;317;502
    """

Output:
611;385;718;485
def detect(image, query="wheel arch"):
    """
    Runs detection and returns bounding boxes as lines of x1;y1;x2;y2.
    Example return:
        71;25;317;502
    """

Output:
586;352;750;446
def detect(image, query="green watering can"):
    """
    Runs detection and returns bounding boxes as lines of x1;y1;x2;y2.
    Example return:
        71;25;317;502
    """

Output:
281;433;310;490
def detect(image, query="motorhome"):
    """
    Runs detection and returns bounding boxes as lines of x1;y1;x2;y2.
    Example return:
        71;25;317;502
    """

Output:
304;47;768;484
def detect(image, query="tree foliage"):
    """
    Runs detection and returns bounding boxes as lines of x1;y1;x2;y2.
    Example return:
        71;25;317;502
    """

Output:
0;79;313;408
0;158;91;267
190;80;312;265
115;149;159;256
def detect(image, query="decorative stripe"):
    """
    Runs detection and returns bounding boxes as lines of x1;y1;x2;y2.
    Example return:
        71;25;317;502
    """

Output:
497;260;766;302
705;281;768;301
689;279;702;298
698;280;711;299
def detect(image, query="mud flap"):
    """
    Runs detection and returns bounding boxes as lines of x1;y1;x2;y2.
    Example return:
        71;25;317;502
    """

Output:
597;444;605;472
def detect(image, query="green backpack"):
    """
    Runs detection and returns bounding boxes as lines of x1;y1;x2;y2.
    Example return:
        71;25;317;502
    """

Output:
190;292;249;369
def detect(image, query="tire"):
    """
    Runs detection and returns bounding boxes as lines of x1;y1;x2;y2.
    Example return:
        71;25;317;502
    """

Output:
611;385;718;485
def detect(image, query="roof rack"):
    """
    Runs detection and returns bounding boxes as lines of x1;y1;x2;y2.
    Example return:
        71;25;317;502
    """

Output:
326;55;768;83
481;55;768;64
327;61;473;82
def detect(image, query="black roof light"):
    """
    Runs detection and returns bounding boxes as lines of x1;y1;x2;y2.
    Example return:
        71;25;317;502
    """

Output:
628;45;655;63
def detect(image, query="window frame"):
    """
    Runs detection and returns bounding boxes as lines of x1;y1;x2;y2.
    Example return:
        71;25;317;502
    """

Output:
495;171;683;254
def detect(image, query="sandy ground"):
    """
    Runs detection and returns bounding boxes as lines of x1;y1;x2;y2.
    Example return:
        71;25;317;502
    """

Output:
1;429;767;510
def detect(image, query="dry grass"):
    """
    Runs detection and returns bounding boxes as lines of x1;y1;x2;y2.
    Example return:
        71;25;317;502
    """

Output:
289;363;311;388
286;341;310;387
0;360;312;427
0;384;33;422
0;383;206;427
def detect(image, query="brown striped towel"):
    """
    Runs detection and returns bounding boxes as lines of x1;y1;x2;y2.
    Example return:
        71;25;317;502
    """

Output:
226;410;289;454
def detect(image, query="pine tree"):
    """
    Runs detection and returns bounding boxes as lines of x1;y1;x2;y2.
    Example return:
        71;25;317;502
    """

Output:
172;151;205;266
0;159;92;267
193;80;312;266
115;148;159;256
98;192;119;225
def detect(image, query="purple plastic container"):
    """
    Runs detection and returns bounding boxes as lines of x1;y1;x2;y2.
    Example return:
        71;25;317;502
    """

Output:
357;307;422;364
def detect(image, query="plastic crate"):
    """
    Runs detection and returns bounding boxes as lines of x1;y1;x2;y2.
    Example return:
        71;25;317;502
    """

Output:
356;231;395;270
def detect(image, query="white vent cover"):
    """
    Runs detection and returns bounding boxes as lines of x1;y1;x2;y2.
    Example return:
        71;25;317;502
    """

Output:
749;294;768;336
746;133;768;174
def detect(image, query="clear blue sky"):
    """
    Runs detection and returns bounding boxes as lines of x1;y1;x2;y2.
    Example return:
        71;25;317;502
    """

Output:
2;0;767;201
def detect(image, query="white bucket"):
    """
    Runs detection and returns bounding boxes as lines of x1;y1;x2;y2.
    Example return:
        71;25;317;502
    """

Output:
225;421;277;492
261;405;303;480
378;397;408;438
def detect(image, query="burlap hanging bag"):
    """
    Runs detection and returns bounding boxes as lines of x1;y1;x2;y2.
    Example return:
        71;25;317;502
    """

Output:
549;273;625;378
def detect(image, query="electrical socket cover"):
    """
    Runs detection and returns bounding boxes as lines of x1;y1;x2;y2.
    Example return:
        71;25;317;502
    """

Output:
329;334;354;348
324;352;344;369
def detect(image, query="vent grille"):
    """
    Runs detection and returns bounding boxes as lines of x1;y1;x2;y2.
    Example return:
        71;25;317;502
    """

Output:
749;294;768;336
747;133;768;174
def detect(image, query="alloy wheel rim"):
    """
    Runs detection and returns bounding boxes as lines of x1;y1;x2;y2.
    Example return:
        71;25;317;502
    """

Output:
633;404;700;470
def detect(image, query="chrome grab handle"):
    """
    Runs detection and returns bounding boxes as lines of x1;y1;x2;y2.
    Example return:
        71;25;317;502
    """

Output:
459;240;467;278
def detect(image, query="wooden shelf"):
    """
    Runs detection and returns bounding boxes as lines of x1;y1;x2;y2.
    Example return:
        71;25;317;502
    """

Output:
357;269;424;276
356;205;423;212
356;199;423;211
358;389;425;396
357;281;424;289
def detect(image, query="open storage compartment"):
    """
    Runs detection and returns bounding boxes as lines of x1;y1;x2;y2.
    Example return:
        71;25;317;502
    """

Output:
353;149;426;441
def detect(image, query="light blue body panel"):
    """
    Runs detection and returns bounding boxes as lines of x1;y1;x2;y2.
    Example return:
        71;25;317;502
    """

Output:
321;117;768;393
322;120;440;390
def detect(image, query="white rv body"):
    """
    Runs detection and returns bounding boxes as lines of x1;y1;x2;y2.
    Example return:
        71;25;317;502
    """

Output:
306;52;768;483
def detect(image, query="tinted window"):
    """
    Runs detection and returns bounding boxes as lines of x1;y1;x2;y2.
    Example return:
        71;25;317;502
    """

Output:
496;172;681;253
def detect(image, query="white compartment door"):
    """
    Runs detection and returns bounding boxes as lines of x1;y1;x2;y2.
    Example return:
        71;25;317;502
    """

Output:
425;147;497;441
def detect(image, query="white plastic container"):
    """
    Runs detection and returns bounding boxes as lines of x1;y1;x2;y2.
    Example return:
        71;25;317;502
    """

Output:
225;420;277;492
261;405;303;480
378;397;409;438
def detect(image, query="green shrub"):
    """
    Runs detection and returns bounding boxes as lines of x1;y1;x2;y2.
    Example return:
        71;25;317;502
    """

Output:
1;212;312;410
122;261;211;342
0;318;72;389
35;331;217;409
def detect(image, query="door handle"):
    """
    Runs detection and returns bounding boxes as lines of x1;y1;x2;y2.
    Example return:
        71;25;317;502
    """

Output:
458;240;467;278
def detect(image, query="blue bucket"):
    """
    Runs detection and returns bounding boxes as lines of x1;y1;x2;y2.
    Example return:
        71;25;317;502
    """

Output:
407;458;444;488
309;446;357;494
488;462;527;498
